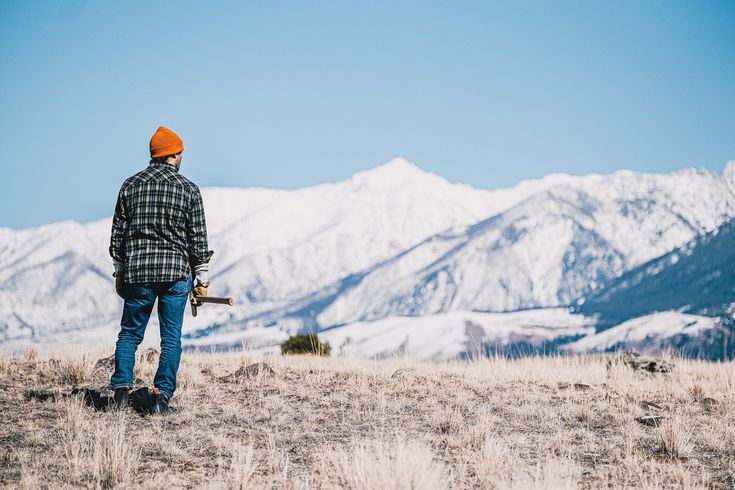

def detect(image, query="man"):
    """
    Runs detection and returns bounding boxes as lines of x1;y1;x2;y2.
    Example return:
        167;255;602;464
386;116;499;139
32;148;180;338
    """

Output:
109;126;213;415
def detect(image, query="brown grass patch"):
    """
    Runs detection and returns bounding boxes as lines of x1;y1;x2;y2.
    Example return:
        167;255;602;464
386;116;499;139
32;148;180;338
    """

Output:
0;349;733;488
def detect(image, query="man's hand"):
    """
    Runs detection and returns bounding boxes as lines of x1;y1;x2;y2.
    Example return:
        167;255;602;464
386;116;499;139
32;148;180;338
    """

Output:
193;281;210;300
114;272;126;300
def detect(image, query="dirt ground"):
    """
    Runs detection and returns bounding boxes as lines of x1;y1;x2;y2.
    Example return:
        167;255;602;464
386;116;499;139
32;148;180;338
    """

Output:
0;347;733;489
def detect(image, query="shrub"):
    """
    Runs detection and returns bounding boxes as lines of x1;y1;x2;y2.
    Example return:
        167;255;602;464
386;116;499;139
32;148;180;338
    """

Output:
280;333;331;356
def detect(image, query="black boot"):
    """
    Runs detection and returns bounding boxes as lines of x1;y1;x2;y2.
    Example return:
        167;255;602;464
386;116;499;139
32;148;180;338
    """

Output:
112;388;130;410
152;388;175;415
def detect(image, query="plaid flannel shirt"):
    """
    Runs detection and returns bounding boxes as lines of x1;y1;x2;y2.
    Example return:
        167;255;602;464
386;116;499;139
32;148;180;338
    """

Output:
109;162;214;283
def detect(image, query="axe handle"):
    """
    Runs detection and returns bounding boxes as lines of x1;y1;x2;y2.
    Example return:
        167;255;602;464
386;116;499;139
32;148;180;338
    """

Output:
198;296;234;306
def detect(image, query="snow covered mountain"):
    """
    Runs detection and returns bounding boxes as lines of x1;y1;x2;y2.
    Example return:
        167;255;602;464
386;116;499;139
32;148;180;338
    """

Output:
203;158;551;306
320;308;596;360
565;312;725;357
0;219;117;340
179;308;597;360
0;158;570;343
2;157;735;359
576;216;735;324
196;164;735;335
565;215;735;359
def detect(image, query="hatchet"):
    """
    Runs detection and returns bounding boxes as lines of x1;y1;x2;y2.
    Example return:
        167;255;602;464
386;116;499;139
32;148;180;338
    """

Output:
189;293;234;317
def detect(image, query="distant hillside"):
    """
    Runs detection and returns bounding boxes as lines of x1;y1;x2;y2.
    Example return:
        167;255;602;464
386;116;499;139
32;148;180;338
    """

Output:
575;218;735;325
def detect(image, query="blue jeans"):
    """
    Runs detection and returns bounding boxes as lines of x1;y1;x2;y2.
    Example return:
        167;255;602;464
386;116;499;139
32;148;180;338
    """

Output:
111;276;192;398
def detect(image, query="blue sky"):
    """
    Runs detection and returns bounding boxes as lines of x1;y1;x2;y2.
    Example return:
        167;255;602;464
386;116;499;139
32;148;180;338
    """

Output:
1;1;734;229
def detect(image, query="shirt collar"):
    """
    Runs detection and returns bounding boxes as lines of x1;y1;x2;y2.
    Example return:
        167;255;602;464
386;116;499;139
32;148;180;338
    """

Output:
149;161;179;173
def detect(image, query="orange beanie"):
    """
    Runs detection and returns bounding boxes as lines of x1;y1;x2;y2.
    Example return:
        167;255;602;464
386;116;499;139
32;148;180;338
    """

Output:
149;126;184;158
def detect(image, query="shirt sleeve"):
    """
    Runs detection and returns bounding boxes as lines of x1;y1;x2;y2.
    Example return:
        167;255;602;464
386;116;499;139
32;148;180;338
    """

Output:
187;186;214;269
109;186;129;267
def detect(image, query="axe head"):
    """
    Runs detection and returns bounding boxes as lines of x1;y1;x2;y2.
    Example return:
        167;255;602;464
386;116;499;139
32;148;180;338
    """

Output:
189;292;201;317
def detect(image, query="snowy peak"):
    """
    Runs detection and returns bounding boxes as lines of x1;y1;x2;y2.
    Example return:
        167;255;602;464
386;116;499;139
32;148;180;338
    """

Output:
369;156;424;176
723;160;735;194
349;157;445;188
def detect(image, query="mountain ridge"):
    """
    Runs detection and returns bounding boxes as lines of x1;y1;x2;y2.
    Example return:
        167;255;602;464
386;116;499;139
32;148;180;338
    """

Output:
2;158;735;359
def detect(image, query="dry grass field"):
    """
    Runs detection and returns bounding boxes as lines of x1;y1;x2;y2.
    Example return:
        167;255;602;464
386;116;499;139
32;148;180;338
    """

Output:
0;347;733;489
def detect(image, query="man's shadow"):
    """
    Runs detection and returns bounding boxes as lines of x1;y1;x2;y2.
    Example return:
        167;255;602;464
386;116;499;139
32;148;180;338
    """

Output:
26;387;159;416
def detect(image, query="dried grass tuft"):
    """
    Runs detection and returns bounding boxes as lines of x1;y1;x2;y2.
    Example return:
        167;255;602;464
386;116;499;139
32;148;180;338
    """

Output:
656;415;694;460
91;416;140;489
50;350;93;385
325;438;449;490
